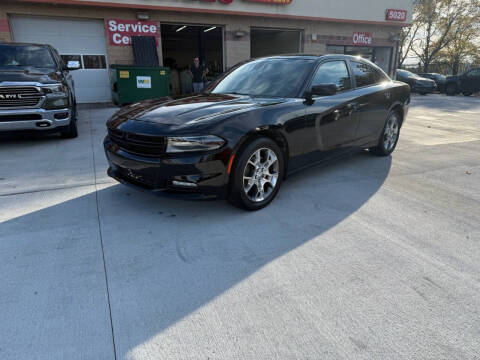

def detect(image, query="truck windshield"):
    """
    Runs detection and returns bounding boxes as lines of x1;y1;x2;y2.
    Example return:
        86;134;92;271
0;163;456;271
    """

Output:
0;45;56;69
207;58;316;98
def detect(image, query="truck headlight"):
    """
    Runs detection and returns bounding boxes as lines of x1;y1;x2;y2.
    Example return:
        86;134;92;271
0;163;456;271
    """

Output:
166;135;225;153
44;96;70;109
41;84;68;94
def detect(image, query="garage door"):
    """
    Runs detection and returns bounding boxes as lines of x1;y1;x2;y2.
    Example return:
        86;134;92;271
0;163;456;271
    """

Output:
10;16;110;103
251;28;303;58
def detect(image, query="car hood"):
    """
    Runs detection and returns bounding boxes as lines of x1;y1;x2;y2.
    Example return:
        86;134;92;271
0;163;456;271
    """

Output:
0;67;63;85
110;93;287;127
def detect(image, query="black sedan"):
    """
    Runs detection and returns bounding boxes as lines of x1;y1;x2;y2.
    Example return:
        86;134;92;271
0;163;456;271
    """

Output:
104;55;410;210
396;69;436;95
418;73;446;93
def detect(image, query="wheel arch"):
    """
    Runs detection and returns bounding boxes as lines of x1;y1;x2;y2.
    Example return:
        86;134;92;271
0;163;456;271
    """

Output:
228;126;290;185
388;102;405;127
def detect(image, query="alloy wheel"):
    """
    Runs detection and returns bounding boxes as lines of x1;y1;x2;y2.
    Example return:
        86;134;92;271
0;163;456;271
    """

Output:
383;114;399;152
243;148;279;202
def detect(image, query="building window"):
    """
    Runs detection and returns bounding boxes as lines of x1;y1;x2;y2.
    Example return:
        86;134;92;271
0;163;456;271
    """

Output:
83;55;106;69
326;45;392;75
61;55;82;68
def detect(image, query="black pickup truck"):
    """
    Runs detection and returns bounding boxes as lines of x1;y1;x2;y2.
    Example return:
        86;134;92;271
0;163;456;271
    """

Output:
0;42;79;138
445;68;480;96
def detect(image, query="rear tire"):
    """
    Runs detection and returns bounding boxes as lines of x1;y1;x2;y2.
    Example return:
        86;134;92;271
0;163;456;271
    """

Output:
228;137;284;211
369;111;401;156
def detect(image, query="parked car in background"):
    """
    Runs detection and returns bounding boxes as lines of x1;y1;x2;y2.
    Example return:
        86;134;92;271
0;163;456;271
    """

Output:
0;42;79;138
445;68;480;96
396;69;436;95
418;73;446;93
105;55;410;210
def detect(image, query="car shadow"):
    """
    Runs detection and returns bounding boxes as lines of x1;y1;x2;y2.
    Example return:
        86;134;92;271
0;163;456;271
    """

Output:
1;151;391;358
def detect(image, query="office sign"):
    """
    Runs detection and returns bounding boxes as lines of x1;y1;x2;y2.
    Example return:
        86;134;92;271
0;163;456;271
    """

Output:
352;32;373;46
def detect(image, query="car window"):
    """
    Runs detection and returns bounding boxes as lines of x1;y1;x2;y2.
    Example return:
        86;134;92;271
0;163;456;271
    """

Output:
374;68;390;83
208;58;316;97
0;44;56;69
467;69;480;78
310;60;351;92
351;61;377;87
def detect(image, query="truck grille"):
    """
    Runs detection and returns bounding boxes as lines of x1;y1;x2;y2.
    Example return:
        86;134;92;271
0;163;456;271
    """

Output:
0;87;43;108
108;128;167;156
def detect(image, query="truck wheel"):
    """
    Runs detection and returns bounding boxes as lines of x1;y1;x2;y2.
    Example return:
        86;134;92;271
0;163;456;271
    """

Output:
60;106;78;139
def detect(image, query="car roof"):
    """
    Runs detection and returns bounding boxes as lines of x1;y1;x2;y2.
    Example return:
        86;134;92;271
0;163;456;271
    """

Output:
255;54;371;62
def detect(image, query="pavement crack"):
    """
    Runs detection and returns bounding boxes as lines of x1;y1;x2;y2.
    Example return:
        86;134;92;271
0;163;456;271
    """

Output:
89;110;118;360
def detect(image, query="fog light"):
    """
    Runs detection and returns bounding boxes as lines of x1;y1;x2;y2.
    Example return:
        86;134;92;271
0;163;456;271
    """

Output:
54;112;69;119
172;180;197;188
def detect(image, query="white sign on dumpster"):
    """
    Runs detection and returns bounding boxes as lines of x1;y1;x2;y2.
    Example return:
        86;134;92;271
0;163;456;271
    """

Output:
136;76;152;89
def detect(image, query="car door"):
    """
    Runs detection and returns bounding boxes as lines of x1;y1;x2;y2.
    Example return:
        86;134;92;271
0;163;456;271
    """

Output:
303;59;358;161
463;69;480;93
349;60;391;144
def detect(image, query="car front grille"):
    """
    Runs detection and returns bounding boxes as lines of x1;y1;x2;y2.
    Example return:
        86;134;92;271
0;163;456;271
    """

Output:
0;114;43;122
108;128;167;156
0;87;43;108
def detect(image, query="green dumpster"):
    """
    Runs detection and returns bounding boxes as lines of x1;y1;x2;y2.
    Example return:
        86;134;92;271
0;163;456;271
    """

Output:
110;65;169;105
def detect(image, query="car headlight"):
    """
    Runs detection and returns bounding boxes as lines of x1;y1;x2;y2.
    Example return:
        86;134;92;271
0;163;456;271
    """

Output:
41;84;68;94
44;97;70;109
166;135;225;153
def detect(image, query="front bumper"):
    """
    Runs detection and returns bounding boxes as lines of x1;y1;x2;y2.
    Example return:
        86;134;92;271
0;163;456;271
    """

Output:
414;82;436;93
0;107;71;132
104;136;230;199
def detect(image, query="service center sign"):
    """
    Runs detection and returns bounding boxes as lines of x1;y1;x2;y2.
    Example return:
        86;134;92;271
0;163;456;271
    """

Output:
106;19;159;46
386;9;407;22
352;32;372;46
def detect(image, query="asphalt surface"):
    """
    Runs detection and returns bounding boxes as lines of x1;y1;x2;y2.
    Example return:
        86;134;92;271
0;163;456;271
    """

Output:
1;94;479;360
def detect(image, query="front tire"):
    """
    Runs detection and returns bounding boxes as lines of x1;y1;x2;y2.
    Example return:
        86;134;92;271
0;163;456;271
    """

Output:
60;103;78;139
370;111;401;156
228;137;284;210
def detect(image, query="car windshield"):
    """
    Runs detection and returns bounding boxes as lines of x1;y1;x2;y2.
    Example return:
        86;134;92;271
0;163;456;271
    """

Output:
207;58;316;97
0;45;56;69
398;69;416;78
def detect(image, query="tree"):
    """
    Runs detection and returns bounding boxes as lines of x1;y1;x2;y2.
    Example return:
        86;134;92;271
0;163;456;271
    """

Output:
409;0;480;72
398;22;420;68
438;14;480;74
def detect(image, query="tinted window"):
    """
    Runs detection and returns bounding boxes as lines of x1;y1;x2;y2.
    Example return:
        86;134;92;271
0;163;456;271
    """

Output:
0;44;56;69
374;68;390;83
83;55;106;69
467;69;480;78
351;61;377;87
208;58;315;97
311;61;351;92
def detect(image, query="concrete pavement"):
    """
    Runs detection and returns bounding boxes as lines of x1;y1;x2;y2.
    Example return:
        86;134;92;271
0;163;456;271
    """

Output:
1;95;479;359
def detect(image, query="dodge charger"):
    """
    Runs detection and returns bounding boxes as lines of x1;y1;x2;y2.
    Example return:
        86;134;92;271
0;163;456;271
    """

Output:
104;55;410;210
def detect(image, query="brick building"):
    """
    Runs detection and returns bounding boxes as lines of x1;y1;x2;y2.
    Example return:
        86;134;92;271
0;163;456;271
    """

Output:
0;0;413;102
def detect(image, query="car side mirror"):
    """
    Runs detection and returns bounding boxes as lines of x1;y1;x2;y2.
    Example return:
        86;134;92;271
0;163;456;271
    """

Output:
66;60;81;71
304;83;337;104
311;84;337;97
